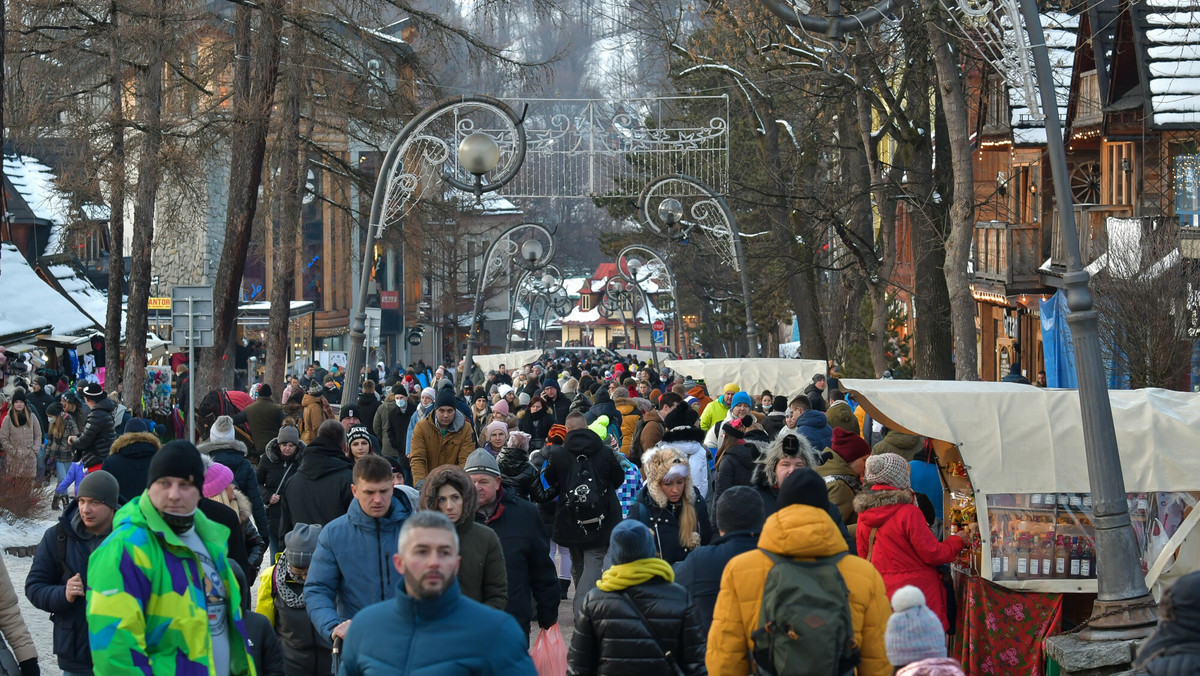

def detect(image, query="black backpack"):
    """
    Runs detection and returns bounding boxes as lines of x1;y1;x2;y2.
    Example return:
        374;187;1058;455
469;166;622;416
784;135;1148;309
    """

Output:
563;452;610;532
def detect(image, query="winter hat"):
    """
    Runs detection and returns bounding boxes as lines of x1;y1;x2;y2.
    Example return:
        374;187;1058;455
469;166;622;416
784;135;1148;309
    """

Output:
721;420;746;441
507;431;530;451
518;392;531;406
778;468;829;510
716;485;765;534
10;389;26;404
472;387;486;403
464;448;502;477
730;391;753;409
78;470;121;511
865;452;911;490
496;384;514;397
826;401;861;435
209;416;236;444
346;426;373;449
722;382;740;395
148;441;207;488
258;384;273;398
340;404;362;421
885;586;947;666
771;396;789;413
587;415;610;440
493;400;510;416
434;387;458;410
203;461;235;498
277;426;301;445
81;382;107;400
307;382;324;396
485;420;508;439
123;417;151;435
420;387;436;402
547;424;568;444
608;519;658;565
543;379;560;393
285;523;322;568
831;426;871;464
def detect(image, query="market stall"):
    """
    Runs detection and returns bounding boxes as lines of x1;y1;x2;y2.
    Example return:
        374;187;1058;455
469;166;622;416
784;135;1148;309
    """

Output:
840;380;1200;672
661;358;826;399
473;348;543;374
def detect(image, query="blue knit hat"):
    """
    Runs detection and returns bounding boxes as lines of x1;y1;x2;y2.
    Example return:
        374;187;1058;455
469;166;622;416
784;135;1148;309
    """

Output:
730;391;753;409
885;586;947;666
608;520;657;564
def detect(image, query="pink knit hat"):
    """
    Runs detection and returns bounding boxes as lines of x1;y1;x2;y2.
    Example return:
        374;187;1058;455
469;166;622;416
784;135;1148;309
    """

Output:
485;420;509;438
493;399;510;416
203;462;235;498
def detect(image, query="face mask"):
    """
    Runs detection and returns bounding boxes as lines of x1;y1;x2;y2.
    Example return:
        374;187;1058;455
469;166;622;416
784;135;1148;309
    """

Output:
161;509;196;534
396;398;407;411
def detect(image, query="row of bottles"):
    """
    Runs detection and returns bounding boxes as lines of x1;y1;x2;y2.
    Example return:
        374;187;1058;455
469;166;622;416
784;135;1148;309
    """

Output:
989;534;1095;581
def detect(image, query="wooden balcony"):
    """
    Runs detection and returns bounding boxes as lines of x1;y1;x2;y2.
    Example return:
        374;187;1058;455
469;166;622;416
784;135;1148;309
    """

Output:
972;221;1043;293
1049;204;1134;269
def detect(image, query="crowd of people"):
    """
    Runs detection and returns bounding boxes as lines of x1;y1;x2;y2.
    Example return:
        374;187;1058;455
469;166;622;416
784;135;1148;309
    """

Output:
0;351;1194;675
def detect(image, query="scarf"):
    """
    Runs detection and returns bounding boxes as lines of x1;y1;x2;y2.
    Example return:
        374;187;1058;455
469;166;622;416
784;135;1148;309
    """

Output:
595;558;675;592
274;561;306;609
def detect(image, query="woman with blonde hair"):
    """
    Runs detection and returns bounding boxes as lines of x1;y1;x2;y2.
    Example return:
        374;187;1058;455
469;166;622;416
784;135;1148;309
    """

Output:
624;445;711;565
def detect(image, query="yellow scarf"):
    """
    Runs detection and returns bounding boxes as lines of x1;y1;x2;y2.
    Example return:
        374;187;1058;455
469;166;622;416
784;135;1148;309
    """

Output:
595;558;675;592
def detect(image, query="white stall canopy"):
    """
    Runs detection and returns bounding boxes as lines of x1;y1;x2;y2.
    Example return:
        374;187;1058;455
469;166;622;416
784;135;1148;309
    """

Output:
663;358;826;399
473;349;543;374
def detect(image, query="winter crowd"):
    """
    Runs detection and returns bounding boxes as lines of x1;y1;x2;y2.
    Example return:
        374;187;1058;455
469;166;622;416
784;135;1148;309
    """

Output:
0;353;1196;675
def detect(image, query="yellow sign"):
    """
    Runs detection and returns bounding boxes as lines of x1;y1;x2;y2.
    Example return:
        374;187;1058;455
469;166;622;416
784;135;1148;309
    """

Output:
148;297;172;310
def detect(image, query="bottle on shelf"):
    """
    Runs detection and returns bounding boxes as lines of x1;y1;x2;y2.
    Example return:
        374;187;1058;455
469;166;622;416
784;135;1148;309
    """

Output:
1054;536;1068;578
990;534;1003;580
1015;535;1030;579
1002;534;1016;580
1028;536;1041;578
1069;493;1083;511
1068;536;1082;578
1080;539;1094;579
1040;535;1052;580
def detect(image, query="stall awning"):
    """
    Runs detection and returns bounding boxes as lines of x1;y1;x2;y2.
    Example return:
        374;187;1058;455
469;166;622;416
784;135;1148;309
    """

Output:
38;333;93;356
472;349;542;374
237;300;316;325
662;358;826;399
840;379;1200;495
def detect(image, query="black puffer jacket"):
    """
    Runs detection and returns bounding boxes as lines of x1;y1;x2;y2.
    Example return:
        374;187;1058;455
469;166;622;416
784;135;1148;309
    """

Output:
256;437;305;541
279;436;354;534
568;577;707;675
70;397;116;466
101;431;161;503
267;562;333;675
625;486;712;566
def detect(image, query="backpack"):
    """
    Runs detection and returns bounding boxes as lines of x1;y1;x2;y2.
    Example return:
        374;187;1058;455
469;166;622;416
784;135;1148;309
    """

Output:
751;550;860;676
564;452;610;532
629;417;661;461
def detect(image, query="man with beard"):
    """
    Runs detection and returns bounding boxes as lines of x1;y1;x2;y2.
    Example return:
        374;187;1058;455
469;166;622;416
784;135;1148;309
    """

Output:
337;511;534;675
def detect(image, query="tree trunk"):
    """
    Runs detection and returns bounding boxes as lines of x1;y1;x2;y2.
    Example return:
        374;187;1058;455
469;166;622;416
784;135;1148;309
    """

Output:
105;1;125;396
203;0;283;392
923;0;980;380
265;36;306;393
859;85;899;377
120;0;168;417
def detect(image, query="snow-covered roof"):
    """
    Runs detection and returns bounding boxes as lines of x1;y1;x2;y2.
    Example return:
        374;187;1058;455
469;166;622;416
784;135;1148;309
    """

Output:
0;244;99;337
1009;12;1079;145
447;189;523;215
1140;0;1200;126
3;153;72;226
558;305;601;324
562;277;589;297
46;263;122;332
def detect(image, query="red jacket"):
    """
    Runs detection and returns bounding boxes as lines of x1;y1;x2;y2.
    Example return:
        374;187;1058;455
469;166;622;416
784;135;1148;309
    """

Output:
854;486;964;630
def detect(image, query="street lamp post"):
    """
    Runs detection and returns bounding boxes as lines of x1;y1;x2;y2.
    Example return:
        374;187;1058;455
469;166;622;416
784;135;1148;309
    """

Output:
506;264;564;353
637;174;759;357
343;95;527;402
1015;0;1157;637
458;223;555;389
616;245;678;372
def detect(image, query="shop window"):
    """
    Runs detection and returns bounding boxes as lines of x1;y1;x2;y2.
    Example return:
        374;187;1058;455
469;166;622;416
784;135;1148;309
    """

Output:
1010;164;1037;224
1077;71;1101;123
1103;142;1135;206
580;293;594;311
984;75;1009;132
1175;153;1200;228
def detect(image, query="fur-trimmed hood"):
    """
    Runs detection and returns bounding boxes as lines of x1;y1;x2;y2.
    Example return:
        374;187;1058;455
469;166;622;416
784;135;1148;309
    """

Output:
197;438;249;457
853;486;915;514
418;464;478;529
109;431;161;457
263;437;305;464
640;445;695;509
751;433;822;490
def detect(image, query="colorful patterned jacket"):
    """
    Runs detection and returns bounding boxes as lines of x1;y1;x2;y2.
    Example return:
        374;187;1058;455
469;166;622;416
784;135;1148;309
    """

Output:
86;492;257;675
616;455;642;518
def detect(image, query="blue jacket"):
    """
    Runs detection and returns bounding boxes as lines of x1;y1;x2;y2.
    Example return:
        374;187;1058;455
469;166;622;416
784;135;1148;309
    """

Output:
338;579;535;675
305;493;413;636
671;529;759;632
794;409;833;452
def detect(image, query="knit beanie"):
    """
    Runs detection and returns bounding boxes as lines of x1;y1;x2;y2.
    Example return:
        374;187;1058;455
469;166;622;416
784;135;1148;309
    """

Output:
588;415;610;441
608;519;657;564
10;389;26;404
730;391;753;409
340;404;362;420
771;395;789;413
547;424;568;444
346;426;373;449
203;461;235;498
258;384;272;398
865;452;911;490
285;523;322;568
420;387;436;402
277;426;301;445
831;426;871;464
147;441;207;487
209;416;236;444
464;448;502;477
519;392;531;406
308;382;324;396
78;470;120;511
124;417;152;435
493;400;510;416
885;586;948;666
722;382;740;394
716;485;765;534
434;387;458;411
485;420;508;439
777;468;829;510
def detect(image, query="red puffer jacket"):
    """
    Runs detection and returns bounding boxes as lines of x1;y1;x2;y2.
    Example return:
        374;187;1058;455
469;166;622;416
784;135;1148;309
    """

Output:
854;486;965;630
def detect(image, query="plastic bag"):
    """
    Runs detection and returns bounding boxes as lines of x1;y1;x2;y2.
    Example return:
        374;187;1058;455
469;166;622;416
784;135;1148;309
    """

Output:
531;625;568;676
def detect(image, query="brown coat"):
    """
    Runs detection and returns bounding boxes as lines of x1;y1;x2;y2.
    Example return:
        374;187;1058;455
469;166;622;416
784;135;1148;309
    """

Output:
408;409;476;482
300;394;328;444
0;410;42;478
638;409;667;454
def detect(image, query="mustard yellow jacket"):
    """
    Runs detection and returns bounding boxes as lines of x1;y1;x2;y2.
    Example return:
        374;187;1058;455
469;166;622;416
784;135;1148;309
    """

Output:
706;504;892;676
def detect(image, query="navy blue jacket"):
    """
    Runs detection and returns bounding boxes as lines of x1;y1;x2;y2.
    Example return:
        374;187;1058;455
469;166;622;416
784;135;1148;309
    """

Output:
672;529;759;631
339;579;535;675
794;409;833;452
23;502;109;672
304;493;413;637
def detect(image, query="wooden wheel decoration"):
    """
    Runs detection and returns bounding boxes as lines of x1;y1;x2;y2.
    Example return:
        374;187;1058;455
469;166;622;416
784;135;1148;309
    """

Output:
1071;161;1101;204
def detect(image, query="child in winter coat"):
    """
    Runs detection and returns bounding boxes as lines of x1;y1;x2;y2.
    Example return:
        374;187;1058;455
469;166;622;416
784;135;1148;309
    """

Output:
45;401;79;508
55;461;86;508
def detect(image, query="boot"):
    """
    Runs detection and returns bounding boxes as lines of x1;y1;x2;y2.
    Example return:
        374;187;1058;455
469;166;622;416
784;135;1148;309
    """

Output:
559;578;571;600
53;493;66;510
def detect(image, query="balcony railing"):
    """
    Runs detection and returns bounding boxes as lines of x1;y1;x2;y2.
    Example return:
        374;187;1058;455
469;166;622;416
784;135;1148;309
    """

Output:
1050;204;1134;268
973;221;1042;290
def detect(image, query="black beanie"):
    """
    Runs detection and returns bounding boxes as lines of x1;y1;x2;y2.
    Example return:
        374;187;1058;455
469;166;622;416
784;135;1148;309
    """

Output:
716;485;765;534
777;468;830;510
147;441;207;487
434;387;458;411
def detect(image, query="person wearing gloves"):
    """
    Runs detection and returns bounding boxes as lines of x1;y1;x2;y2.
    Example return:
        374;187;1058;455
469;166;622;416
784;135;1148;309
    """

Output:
567;519;706;675
854;453;967;630
25;471;120;675
257;426;305;560
256;524;332;676
625;446;711;565
885;586;966;675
